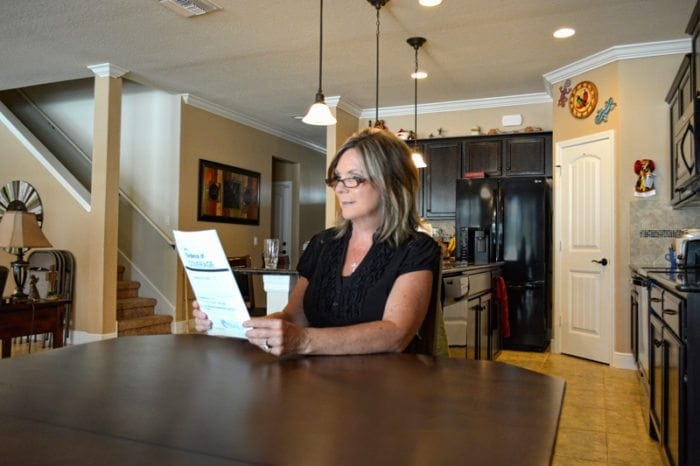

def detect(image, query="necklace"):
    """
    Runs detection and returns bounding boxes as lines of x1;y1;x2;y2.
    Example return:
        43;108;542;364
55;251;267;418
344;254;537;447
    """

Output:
351;262;359;272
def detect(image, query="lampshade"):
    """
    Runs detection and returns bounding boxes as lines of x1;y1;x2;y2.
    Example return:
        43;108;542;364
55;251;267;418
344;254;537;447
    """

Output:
302;0;336;126
0;210;52;249
412;151;427;168
302;94;336;126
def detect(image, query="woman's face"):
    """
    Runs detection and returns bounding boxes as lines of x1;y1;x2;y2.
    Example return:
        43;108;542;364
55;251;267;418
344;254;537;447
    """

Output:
333;148;383;227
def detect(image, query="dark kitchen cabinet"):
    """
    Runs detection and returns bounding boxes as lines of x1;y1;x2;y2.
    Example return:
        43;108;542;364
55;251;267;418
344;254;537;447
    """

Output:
421;141;461;219
462;139;501;176
667;54;698;207
503;134;552;177
418;132;552;219
646;273;699;466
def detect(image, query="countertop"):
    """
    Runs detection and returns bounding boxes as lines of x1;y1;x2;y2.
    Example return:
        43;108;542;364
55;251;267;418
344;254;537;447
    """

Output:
442;261;504;276
647;269;700;294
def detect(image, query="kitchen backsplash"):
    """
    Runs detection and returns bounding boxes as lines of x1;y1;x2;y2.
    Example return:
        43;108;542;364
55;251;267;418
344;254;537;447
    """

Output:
630;200;700;266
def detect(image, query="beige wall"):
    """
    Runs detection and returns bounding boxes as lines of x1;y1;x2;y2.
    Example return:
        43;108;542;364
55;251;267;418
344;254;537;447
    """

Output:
551;54;688;354
176;102;325;322
0;124;93;332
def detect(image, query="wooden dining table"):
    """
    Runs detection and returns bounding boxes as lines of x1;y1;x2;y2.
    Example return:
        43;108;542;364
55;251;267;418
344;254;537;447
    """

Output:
0;335;565;465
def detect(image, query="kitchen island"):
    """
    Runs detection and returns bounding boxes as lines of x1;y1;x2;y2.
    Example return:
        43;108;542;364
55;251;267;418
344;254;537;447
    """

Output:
441;261;504;359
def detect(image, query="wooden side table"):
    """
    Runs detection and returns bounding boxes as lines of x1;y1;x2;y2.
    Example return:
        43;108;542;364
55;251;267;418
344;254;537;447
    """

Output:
0;299;69;358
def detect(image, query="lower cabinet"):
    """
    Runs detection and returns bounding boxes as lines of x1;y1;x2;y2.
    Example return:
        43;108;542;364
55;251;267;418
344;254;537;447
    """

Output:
646;276;696;466
443;267;502;360
466;293;500;360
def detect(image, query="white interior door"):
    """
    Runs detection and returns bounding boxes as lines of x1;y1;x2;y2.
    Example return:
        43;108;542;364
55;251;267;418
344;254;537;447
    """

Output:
272;181;293;264
554;131;615;364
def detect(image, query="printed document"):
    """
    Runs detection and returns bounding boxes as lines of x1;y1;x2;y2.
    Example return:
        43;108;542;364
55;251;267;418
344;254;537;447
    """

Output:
173;229;250;338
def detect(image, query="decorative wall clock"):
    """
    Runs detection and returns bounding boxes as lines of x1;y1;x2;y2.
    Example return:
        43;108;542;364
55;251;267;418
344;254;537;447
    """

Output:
568;80;598;119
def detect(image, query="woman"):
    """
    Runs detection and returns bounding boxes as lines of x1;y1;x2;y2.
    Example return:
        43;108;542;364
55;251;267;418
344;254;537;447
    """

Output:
193;128;441;356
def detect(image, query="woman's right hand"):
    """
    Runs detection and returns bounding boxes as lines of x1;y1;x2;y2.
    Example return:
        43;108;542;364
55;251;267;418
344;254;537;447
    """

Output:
192;300;213;332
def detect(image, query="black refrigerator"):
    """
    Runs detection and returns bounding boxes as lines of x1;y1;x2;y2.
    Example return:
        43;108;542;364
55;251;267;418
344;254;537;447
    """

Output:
456;177;552;351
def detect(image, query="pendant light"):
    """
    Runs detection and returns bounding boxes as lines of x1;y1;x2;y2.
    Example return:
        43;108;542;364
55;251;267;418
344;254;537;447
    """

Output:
367;0;389;127
302;0;336;126
407;36;427;169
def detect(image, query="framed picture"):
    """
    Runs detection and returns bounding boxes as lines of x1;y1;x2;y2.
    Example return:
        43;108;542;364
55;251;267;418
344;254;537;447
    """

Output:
197;159;260;225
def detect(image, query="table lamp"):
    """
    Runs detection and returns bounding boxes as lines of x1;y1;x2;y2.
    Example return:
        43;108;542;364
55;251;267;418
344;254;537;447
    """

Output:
0;206;52;300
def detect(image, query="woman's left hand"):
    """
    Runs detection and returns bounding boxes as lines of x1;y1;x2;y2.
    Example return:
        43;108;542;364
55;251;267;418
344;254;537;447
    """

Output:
243;317;309;356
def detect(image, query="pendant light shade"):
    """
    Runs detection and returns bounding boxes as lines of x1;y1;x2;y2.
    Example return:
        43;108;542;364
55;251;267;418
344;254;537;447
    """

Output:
303;0;336;126
407;36;427;169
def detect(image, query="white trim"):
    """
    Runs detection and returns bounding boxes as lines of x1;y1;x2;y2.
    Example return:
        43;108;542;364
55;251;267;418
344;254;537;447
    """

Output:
87;63;129;79
361;93;552;119
0;100;91;211
543;39;691;92
68;330;117;346
326;96;363;118
181;94;325;154
611;352;637;370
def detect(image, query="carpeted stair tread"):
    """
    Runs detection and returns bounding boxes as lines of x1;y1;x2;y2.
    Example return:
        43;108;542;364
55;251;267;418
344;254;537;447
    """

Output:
118;315;173;336
117;296;157;310
117;280;141;299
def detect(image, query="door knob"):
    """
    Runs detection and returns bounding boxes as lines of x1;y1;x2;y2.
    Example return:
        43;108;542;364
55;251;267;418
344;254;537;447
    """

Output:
592;258;608;266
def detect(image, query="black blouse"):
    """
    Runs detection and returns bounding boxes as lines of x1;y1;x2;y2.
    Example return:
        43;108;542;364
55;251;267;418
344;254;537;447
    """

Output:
297;227;440;327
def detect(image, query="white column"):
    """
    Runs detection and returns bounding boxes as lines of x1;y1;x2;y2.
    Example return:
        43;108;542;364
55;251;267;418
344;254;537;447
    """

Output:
262;274;297;313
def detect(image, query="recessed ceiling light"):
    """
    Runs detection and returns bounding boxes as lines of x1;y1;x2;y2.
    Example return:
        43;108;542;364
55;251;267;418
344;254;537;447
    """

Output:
553;27;575;39
411;71;428;79
419;0;443;6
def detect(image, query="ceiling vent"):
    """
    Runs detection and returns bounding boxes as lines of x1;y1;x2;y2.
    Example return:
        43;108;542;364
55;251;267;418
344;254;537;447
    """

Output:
159;0;222;17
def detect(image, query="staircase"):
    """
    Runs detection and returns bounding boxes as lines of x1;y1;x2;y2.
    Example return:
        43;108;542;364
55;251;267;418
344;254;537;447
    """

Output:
117;265;173;336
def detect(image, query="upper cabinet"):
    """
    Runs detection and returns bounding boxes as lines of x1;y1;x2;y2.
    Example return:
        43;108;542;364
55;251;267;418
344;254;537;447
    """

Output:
422;140;461;219
503;134;552;177
668;2;700;208
419;132;552;219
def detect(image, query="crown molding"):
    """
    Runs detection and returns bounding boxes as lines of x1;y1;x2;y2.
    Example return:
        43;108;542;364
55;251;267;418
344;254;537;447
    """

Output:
87;63;129;78
362;92;553;119
326;96;363;118
181;94;325;154
542;38;691;93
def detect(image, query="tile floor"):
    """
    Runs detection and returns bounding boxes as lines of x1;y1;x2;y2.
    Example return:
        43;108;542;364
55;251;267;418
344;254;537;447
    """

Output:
449;347;665;466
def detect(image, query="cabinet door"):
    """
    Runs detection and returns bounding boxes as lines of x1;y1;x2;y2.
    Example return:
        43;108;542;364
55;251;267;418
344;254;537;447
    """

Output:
422;141;461;219
649;313;664;440
462;139;501;176
477;296;490;360
664;328;685;466
503;135;552;177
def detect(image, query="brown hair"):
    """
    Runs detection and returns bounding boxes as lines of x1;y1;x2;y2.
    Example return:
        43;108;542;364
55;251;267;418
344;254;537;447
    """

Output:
327;128;421;247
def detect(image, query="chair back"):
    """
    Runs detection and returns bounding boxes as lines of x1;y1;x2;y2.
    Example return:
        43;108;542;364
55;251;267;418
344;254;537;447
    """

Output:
406;257;448;357
228;256;254;311
0;266;7;305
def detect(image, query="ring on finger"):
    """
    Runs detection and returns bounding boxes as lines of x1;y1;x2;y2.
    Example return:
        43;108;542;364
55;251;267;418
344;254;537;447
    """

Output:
262;338;270;351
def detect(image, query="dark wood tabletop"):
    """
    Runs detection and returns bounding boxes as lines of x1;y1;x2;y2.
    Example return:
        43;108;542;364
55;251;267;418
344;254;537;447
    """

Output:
0;335;565;465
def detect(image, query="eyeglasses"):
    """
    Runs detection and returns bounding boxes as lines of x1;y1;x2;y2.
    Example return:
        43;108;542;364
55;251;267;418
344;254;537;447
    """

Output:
325;176;368;189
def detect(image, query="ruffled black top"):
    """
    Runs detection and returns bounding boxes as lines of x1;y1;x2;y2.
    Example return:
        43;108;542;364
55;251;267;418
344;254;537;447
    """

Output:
297;227;440;327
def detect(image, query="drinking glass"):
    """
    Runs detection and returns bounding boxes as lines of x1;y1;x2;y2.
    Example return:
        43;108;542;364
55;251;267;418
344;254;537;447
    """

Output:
264;239;279;269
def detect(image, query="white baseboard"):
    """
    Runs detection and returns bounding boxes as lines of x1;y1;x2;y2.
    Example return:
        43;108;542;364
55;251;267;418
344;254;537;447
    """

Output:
612;351;637;370
68;330;118;346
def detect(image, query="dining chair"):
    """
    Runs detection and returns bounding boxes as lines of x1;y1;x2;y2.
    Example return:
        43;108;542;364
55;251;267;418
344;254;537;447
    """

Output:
406;258;448;357
227;255;255;312
0;266;8;306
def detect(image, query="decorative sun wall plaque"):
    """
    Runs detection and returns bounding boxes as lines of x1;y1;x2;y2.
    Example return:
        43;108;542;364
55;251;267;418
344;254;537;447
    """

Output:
568;81;598;119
